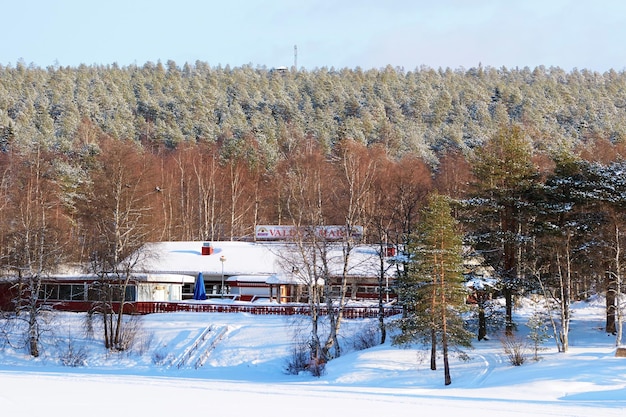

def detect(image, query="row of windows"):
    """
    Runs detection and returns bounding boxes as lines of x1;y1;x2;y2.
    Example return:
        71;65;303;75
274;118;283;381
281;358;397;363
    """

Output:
37;283;389;302
39;284;136;302
329;286;393;294
181;283;230;297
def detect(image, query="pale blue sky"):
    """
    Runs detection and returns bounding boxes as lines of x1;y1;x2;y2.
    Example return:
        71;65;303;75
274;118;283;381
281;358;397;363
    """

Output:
2;0;625;71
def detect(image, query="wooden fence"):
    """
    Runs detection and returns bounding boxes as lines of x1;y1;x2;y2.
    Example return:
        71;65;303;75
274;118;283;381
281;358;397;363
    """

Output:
131;301;403;318
7;298;403;319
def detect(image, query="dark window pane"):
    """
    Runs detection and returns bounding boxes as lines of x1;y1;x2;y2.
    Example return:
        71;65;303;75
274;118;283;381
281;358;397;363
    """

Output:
71;284;85;301
125;286;136;301
58;285;72;300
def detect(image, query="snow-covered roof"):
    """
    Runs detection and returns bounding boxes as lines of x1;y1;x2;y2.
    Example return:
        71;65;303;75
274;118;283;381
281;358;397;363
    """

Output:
226;275;272;283
225;273;308;286
134;241;394;279
135;241;279;277
465;276;499;291
266;273;307;285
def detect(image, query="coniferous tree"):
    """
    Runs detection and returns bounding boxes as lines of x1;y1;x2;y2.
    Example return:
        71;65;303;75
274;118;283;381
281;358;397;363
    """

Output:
468;124;539;335
576;160;626;342
530;151;585;352
394;193;472;386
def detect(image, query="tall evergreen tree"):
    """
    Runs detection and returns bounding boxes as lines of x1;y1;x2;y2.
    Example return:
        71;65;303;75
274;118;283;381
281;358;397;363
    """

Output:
530;151;588;352
467;124;539;335
394;193;472;386
576;160;626;342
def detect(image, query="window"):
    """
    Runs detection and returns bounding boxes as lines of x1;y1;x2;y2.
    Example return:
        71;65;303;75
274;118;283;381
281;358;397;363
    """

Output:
40;284;58;300
71;284;85;301
39;284;88;301
87;283;137;302
58;285;72;300
125;286;136;302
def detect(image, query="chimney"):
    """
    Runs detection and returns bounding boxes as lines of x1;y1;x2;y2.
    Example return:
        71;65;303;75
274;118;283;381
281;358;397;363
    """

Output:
201;242;214;255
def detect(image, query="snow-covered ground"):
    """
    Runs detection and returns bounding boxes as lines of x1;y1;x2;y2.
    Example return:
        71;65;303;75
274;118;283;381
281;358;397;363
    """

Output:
0;297;625;416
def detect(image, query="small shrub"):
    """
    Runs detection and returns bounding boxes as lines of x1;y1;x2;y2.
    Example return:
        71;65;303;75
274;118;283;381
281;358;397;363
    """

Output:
116;315;143;352
308;357;326;377
59;339;87;367
284;339;326;377
352;324;379;351
152;347;169;365
465;300;506;339
526;309;550;361
83;312;95;340
133;330;155;356
285;341;309;375
500;334;528;366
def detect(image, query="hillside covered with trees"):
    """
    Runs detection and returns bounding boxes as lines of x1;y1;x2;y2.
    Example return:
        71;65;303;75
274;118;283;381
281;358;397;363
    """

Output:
3;61;626;160
2;62;626;352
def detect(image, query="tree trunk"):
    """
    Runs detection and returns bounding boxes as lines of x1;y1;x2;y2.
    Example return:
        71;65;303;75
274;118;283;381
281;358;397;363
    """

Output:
103;308;111;349
501;202;520;337
615;224;623;346
504;287;514;336
430;328;437;371
28;305;39;358
607;273;617;334
430;271;437;371
309;284;322;365
478;301;487;341
559;248;571;352
375;228;391;345
378;268;387;344
443;332;451;386
440;250;451;385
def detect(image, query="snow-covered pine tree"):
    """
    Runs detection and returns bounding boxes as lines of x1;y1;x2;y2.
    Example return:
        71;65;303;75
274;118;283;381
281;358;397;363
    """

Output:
467;124;539;336
394;193;472;386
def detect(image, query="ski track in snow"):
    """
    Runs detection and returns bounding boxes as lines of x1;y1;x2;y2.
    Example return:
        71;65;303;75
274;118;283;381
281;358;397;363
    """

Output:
470;351;503;386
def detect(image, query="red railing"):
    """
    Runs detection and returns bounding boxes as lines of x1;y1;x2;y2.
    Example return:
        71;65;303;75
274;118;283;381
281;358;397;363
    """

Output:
132;302;402;318
42;300;402;318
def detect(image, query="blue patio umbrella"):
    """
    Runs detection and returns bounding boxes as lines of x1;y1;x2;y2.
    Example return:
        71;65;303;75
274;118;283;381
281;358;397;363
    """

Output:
193;272;207;300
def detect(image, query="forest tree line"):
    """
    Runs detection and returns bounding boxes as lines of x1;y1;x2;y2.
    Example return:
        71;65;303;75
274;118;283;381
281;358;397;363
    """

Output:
2;61;626;162
2;62;626;363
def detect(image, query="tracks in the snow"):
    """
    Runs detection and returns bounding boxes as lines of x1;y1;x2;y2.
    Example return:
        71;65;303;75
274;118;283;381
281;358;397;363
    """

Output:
470;351;503;386
167;325;229;369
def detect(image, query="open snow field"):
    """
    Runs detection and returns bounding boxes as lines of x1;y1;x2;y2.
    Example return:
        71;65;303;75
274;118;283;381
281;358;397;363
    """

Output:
0;297;625;416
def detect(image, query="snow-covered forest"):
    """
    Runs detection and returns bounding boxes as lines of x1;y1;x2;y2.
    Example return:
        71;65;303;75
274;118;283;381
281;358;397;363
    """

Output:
2;62;626;158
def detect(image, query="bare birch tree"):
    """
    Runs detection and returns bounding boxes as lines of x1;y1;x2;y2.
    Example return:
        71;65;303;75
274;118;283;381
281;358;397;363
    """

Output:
79;138;157;350
0;146;67;357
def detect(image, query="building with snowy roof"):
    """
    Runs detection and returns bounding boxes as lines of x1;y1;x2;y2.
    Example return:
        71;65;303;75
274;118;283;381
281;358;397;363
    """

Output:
0;239;399;312
133;240;398;303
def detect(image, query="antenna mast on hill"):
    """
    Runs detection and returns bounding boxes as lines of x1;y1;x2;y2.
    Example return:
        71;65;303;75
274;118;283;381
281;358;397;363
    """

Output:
294;45;297;70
